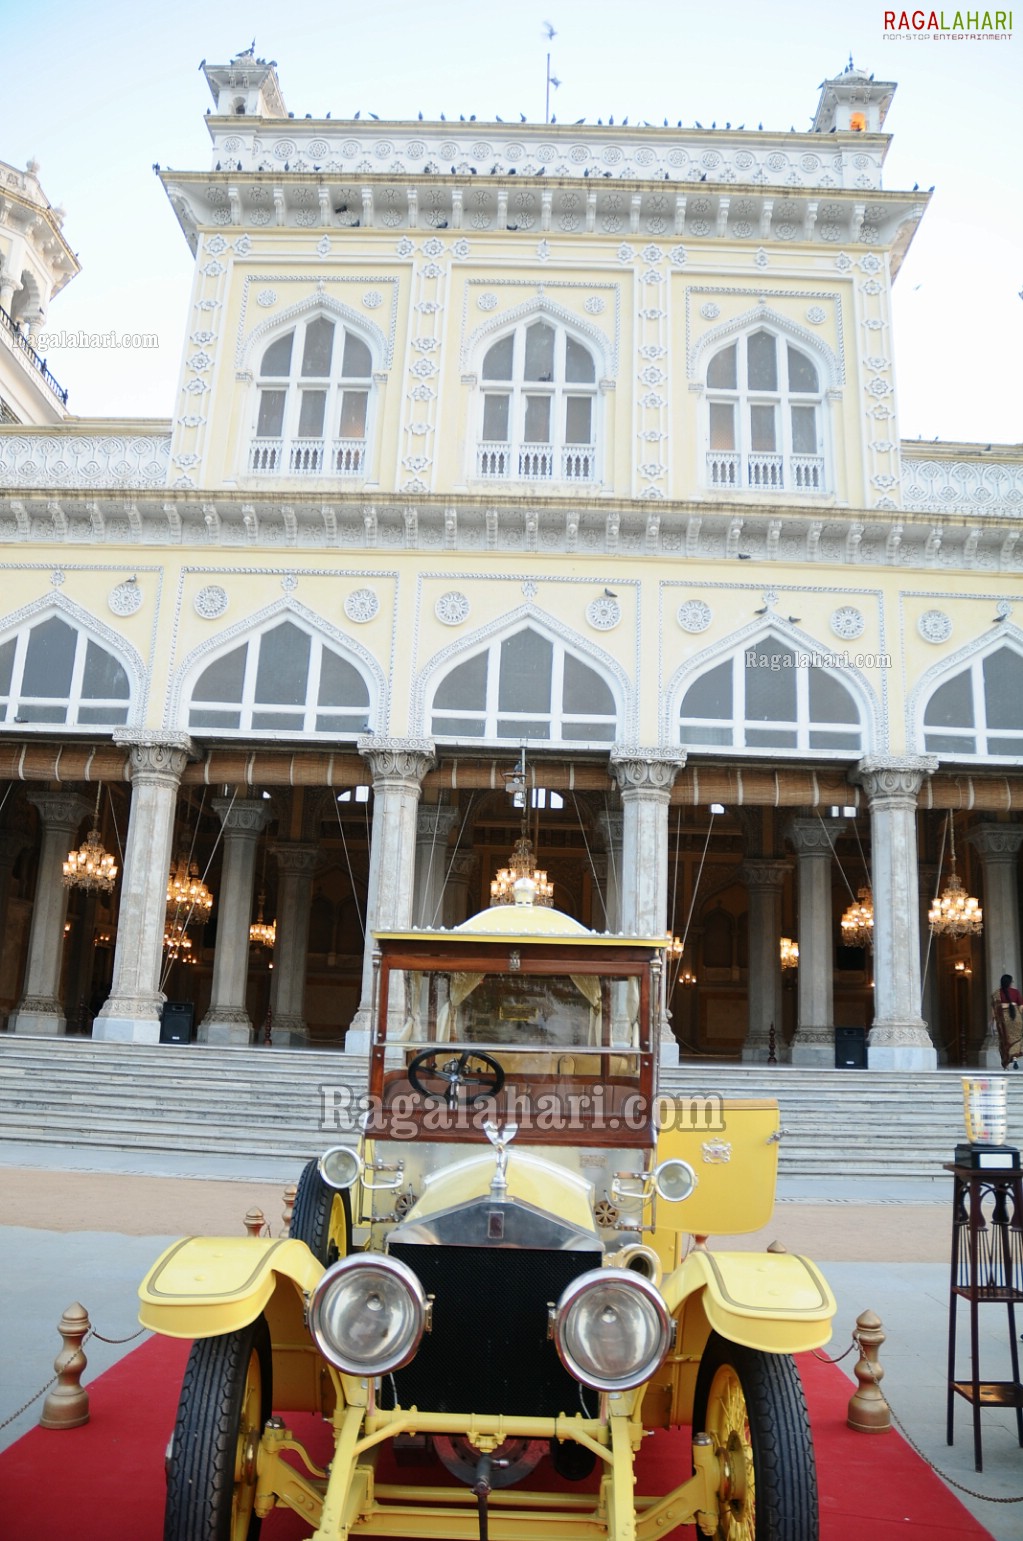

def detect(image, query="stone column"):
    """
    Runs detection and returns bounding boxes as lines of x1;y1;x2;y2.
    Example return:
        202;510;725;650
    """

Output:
267;842;320;1047
788;818;844;1066
10;792;91;1035
443;850;478;928
597;810;623;933
852;756;938;1070
346;738;436;1053
412;806;458;929
610;748;686;1065
741;860;789;1063
968;824;1023;1068
198;798;271;1045
95;737;194;1043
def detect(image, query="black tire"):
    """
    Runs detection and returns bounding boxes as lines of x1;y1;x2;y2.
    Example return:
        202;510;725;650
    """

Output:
291;1157;352;1267
164;1314;271;1541
691;1331;818;1541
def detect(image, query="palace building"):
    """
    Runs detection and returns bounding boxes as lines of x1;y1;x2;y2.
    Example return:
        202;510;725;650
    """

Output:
0;52;1020;1069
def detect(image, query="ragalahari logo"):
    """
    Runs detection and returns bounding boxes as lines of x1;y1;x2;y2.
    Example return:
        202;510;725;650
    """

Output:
883;8;1013;35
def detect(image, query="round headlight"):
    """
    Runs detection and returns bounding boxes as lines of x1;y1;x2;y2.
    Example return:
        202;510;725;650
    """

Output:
319;1145;362;1190
553;1268;673;1392
309;1255;427;1376
653;1157;698;1203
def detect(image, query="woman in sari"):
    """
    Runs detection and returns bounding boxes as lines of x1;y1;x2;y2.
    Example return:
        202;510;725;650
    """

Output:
992;972;1023;1069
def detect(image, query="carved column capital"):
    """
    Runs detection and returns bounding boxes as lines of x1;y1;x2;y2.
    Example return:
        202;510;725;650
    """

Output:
28;791;91;834
741;859;791;890
416;806;458;842
212;796;271;837
447;850;478;882
115;731;196;787
852;755;937;809
968;823;1023;862
270;841;321;875
597;810;623;848
789;817;844;856
610;746;686;795
359;736;436;788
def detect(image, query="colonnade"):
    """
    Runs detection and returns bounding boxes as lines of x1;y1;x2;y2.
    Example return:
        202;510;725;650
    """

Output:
4;737;1017;1071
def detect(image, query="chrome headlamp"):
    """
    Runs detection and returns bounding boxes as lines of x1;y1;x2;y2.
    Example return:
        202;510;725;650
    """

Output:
652;1157;697;1203
552;1267;673;1392
318;1145;363;1190
309;1254;429;1376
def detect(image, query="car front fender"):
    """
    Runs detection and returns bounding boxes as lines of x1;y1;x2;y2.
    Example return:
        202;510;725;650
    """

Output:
138;1235;323;1339
664;1246;836;1354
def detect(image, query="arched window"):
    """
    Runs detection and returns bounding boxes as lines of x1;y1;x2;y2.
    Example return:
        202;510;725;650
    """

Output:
922;646;1023;758
249;315;373;477
0;615;130;727
188;619;371;736
430;627;617;742
680;637;862;753
476;319;598;483
705;329;825;493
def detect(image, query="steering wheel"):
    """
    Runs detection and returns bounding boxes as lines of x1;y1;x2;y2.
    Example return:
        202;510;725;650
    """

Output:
407;1049;505;1106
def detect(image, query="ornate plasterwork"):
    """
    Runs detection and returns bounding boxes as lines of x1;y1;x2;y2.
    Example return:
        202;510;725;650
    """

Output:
905;620;1023;757
108;579;143;616
358;736;436;786
901;456;1023;517
852;755;937;807
194;584;229;619
677;600;713;633
345;587;380;623
461;288;616;377
0;433;171;490
166;595;389;733
687;298;843;385
610;746;687;793
237;284;392;370
917;609;952;644
410;601;635;743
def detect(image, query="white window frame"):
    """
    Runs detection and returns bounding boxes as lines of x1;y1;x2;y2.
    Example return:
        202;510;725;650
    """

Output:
473;319;600;485
703;329;827;496
248;314;375;479
187;618;372;739
0;616;131;729
679;645;864;756
922;648;1023;760
429;630;619;745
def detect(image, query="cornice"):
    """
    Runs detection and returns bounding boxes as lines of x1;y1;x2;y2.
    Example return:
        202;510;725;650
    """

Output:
1;488;1020;577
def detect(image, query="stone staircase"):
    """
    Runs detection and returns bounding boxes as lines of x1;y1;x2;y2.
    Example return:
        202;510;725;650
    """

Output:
0;1036;1019;1180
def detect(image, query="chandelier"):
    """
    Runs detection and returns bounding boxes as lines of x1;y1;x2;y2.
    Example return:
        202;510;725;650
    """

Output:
490;835;554;907
780;936;800;970
928;815;982;937
840;887;874;950
63;785;117;894
166;851;213;925
163;923;195;963
249;892;277;949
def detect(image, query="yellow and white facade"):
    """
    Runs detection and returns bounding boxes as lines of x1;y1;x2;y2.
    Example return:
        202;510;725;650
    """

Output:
1;52;1020;1068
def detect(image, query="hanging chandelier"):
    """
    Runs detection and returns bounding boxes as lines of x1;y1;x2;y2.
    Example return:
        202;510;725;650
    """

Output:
491;835;554;907
249;892;277;949
928;815;982;937
780;936;800;970
840;887;874;950
63;785;118;894
163;923;195;963
166;851;213;925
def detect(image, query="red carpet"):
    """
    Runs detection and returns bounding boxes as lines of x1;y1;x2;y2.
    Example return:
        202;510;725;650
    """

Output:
2;1336;993;1540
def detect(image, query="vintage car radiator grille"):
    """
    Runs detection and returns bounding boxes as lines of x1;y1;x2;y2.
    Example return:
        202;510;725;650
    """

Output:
386;1243;602;1416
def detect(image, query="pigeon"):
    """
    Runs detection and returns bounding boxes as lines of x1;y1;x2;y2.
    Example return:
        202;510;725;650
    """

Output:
496;115;504;122
912;182;919;191
754;605;768;615
699;172;707;181
354;111;360;119
418;111;423;120
576;117;585;124
786;616;801;624
520;112;527;122
368;112;379;120
758;122;763;130
603;589;618;599
736;553;752;561
695;120;703;128
622;116;628;126
737;123;744;130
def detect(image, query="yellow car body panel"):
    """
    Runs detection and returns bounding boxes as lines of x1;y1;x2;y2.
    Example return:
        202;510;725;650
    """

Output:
653;1097;780;1235
665;1246;836;1353
138;1235;323;1339
408;1148;597;1233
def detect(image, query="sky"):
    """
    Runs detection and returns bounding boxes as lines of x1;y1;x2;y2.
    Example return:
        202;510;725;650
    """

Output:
4;0;1021;444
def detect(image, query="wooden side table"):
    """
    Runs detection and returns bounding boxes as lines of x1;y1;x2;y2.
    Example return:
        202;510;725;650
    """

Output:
945;1162;1023;1471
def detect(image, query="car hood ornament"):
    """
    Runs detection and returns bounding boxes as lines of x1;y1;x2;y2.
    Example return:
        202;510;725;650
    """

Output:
483;1120;519;1196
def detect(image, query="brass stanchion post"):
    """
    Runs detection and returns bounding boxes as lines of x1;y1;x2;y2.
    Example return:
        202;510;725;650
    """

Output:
847;1309;891;1433
39;1303;91;1429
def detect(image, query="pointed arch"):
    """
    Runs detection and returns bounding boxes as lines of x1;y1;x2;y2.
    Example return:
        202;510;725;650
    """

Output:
910;625;1023;761
463;293;614;377
690;303;840;385
239;293;389;371
168;597;387;738
664;615;878;756
414;605;631;745
0;592;144;731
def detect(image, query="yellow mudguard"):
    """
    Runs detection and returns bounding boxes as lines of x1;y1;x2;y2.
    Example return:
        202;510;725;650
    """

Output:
665;1247;836;1353
138;1235;323;1339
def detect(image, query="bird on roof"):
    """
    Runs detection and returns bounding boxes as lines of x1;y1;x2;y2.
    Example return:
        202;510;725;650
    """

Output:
418;111;423;119
622;116;628;125
354;111;360;119
368;111;379;119
496;115;504;122
576;117;586;124
737;123;744;129
787;616;801;624
603;588;618;599
695;120;703;128
737;553;752;560
520;112;527;122
913;182;919;191
758;121;763;129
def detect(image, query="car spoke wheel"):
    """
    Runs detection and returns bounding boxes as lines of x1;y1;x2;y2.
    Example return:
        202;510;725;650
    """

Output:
164;1315;271;1541
291;1157;352;1267
692;1331;817;1541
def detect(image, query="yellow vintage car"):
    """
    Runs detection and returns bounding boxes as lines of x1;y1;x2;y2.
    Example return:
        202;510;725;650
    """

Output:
141;886;835;1540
